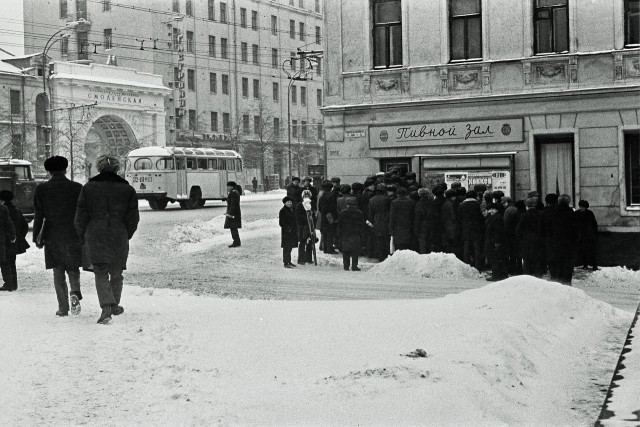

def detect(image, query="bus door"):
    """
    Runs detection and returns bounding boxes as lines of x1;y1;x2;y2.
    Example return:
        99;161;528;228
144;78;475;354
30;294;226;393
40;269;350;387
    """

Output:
175;157;188;199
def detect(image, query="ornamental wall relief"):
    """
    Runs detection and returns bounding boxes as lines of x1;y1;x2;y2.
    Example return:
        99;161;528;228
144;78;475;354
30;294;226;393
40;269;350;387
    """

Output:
533;64;567;84
451;69;482;91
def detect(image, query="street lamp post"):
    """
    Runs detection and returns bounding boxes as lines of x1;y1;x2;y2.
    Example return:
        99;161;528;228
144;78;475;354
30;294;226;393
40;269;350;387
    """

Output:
41;20;84;160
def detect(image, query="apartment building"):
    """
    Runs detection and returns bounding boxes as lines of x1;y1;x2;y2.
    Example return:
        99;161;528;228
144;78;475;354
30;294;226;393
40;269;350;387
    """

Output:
23;0;325;184
322;0;640;265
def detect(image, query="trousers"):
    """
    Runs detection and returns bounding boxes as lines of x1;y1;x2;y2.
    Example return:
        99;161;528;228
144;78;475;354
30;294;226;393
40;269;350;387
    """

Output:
93;263;124;308
53;266;81;312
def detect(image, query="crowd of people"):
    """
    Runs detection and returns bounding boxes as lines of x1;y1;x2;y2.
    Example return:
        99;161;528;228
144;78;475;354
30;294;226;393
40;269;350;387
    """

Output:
280;171;599;285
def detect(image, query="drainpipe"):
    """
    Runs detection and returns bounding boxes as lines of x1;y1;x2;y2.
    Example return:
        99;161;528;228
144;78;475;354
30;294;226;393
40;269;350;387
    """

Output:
20;73;26;159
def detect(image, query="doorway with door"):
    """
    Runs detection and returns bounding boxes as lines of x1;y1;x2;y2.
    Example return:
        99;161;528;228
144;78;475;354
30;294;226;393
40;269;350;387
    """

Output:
535;135;575;202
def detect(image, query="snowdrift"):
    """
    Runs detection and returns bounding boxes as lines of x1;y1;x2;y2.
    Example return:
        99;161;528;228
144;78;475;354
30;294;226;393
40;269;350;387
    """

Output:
370;250;480;279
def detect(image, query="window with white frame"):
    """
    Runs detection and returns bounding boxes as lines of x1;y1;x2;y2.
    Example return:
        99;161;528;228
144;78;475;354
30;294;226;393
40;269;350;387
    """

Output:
372;0;402;68
209;35;216;56
271;16;278;35
252;44;259;64
449;0;482;61
221;38;228;59
625;0;640;47
534;0;569;54
273;82;279;101
104;29;112;50
625;132;640;206
272;48;278;68
242;77;249;97
220;2;227;23
241;42;248;62
240;8;247;27
252;10;258;30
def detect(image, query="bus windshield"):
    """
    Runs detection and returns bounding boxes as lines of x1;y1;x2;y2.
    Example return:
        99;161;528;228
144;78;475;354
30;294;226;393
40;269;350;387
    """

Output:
134;158;153;170
0;165;31;179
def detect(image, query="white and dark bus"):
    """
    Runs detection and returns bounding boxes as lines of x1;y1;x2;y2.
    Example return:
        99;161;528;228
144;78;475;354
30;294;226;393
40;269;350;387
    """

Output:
125;146;243;210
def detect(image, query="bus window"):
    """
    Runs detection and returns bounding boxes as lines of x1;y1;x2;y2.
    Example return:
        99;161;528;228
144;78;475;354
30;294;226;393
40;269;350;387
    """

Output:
134;158;153;170
236;159;242;171
226;159;234;171
186;158;197;170
156;158;175;170
197;158;208;170
208;158;218;170
218;159;226;170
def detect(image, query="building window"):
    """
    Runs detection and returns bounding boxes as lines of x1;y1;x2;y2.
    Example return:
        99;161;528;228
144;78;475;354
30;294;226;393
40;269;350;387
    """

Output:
61;36;69;55
242;77;249;97
209;35;216;56
274;118;280;138
211;111;218;131
59;0;67;17
220;2;227;23
173;0;180;13
186;31;194;53
252;10;258;30
449;0;482;60
103;29;112;50
175;108;182;130
240;8;247;27
186;0;193;16
221;38;228;59
292;119;298;138
291;85;297;103
372;0;402;68
317;123;323;139
625;0;640;47
210;72;217;93
223;112;230;133
271;15;278;35
299;22;305;41
10;90;20;115
301;120;307;138
77;31;88;60
254;116;261;135
625;132;640;206
290;20;296;38
301;86;307;106
76;0;87;19
316;88;322;106
534;0;568;54
316;58;322;75
208;0;215;20
173;28;180;51
241;42;248;62
174;66;180;84
273;82;279;101
222;74;229;94
243;115;250;134
315;0;320;13
103;0;111;12
187;69;195;90
272;48;278;68
253;79;260;98
189;109;197;130
315;26;321;44
252;44;259;64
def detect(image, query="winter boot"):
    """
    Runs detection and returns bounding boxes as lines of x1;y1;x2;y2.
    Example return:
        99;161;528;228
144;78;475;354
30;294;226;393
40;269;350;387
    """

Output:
97;306;112;324
70;294;81;315
112;305;124;316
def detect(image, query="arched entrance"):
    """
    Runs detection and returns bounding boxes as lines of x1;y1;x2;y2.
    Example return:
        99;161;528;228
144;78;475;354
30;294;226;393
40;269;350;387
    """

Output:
85;115;138;179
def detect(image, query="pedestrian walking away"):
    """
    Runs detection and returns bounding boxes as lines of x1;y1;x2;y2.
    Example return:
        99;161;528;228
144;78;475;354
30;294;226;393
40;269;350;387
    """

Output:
32;156;84;316
252;176;258;193
0;190;28;291
225;181;242;247
338;197;366;271
75;155;140;324
279;196;299;268
576;199;599;271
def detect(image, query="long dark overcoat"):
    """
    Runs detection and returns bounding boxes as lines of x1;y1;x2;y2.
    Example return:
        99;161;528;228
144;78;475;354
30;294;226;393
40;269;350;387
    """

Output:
576;209;598;244
441;199;457;241
318;191;338;233
224;189;242;229
484;210;505;257
286;183;303;205
457;198;484;240
516;209;545;260
33;174;83;269
389;196;415;247
0;204;16;263
338;206;365;254
548;205;578;258
4;201;29;256
414;197;436;239
74;172;139;268
368;194;391;237
279;206;298;248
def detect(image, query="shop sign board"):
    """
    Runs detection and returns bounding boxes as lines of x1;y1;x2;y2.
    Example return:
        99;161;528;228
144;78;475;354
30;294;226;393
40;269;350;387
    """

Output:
369;118;523;148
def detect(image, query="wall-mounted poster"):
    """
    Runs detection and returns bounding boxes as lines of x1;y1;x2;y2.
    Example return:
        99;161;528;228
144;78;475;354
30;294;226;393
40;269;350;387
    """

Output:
491;170;511;195
444;172;469;189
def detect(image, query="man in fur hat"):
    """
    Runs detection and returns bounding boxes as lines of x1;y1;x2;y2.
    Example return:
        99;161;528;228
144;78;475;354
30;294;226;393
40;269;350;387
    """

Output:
33;156;84;317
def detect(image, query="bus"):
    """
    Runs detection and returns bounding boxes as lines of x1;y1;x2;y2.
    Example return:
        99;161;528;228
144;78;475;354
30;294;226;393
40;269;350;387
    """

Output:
0;158;39;221
125;146;244;210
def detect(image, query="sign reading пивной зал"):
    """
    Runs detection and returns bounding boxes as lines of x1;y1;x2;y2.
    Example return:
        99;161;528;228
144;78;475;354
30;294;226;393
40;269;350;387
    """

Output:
369;118;523;148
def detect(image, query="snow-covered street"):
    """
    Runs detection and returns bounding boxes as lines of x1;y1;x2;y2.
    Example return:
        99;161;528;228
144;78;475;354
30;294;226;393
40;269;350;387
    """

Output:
2;193;639;425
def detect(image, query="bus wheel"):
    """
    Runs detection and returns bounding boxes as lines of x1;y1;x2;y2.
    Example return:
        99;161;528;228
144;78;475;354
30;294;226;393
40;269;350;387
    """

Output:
185;188;202;209
198;199;206;207
149;198;168;210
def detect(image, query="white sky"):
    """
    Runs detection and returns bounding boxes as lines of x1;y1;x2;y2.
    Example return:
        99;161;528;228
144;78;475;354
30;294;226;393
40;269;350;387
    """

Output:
0;0;25;56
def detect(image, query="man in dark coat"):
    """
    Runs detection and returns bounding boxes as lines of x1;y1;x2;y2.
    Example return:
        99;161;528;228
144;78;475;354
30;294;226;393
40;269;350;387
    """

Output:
286;176;303;205
441;189;458;254
576;199;599;270
431;184;446;252
368;184;391;261
0;190;27;291
414;188;436;254
338;197;365;271
516;197;545;277
542;193;559;277
549;194;578;285
389;186;415;251
252;177;258;193
318;181;338;254
485;203;507;281
75;155;140;324
279;196;298;268
224;181;242;247
502;196;522;275
457;190;484;271
33;156;84;316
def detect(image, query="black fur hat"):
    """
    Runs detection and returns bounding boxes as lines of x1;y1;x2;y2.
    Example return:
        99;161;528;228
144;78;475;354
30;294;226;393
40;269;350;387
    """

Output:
44;156;68;172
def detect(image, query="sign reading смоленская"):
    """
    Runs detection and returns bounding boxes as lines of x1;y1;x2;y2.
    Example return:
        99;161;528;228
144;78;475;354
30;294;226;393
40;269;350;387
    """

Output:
369;118;523;148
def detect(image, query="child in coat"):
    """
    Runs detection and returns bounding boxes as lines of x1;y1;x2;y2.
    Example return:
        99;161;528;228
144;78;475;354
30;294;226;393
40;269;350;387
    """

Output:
0;190;28;291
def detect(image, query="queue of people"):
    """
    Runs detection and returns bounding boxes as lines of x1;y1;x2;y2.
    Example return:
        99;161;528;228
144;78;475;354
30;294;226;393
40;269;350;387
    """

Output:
281;170;599;286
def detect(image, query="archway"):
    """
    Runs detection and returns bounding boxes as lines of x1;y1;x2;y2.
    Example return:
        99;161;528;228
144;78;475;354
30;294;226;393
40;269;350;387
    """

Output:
85;115;138;179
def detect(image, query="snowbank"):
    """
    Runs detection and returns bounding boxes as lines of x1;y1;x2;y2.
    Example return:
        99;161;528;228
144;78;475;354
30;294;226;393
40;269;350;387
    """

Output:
0;275;631;425
583;266;640;287
165;215;278;247
370;250;480;279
